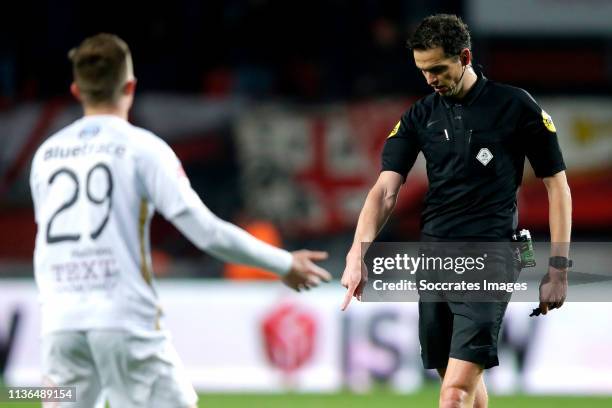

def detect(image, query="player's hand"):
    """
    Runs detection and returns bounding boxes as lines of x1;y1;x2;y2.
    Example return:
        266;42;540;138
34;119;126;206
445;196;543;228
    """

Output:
341;251;367;311
282;250;331;292
538;266;568;315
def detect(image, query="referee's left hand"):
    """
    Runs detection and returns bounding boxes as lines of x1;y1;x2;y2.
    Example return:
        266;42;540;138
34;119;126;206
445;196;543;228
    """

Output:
538;266;568;314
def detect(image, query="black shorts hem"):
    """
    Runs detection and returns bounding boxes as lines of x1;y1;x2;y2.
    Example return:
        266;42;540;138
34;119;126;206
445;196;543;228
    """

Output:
421;357;449;370
421;353;499;370
449;351;499;369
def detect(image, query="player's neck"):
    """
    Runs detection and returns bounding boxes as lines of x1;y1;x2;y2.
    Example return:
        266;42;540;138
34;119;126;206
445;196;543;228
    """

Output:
456;68;478;99
83;104;129;121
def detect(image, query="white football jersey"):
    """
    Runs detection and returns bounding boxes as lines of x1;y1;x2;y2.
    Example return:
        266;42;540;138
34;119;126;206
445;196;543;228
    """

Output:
30;115;200;334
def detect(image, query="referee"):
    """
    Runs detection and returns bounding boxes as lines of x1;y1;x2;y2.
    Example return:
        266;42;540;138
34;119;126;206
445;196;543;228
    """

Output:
341;14;572;408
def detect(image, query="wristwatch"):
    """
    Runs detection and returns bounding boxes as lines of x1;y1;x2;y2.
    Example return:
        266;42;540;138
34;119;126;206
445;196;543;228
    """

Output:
549;256;573;269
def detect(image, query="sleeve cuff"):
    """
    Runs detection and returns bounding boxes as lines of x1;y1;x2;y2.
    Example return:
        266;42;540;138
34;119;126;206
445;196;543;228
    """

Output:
534;163;566;178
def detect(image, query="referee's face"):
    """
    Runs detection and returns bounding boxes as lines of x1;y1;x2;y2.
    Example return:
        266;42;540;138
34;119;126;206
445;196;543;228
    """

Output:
414;46;464;96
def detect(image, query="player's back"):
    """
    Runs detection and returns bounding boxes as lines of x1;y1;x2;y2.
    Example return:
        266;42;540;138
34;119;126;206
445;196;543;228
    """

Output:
30;114;192;334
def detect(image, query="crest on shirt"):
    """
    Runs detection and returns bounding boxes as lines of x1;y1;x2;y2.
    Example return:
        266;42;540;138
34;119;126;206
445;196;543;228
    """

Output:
541;110;556;133
388;121;400;138
79;125;100;139
476;148;493;166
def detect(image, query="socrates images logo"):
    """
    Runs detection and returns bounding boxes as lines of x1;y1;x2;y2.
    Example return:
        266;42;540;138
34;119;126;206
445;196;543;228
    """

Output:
476;148;493;166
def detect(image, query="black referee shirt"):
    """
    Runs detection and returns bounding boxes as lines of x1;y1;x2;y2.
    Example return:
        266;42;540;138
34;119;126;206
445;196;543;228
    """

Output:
382;71;566;239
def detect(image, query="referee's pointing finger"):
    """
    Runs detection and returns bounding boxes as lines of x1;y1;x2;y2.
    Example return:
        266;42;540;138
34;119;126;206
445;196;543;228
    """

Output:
341;285;356;311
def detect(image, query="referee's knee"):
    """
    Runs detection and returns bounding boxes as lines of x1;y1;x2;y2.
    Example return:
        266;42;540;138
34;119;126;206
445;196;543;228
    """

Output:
439;385;470;408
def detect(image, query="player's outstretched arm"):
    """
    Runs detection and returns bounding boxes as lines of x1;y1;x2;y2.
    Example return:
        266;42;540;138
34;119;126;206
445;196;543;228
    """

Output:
341;171;403;310
171;205;331;291
136;135;330;291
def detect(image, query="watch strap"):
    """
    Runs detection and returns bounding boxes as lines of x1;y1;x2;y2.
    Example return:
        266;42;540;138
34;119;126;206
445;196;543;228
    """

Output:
549;256;573;269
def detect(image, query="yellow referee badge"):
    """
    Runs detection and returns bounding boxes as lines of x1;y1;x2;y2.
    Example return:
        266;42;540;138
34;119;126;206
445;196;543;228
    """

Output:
388;121;400;138
541;110;556;133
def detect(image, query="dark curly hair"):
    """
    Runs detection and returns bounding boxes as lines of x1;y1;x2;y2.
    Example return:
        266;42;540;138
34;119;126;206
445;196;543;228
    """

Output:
407;14;471;58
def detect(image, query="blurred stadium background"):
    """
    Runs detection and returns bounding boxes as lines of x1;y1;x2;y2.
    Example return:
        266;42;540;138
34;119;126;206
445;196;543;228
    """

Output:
0;0;611;406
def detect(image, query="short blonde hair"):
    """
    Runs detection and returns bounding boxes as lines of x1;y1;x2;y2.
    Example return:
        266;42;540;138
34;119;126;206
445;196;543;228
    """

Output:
68;33;131;105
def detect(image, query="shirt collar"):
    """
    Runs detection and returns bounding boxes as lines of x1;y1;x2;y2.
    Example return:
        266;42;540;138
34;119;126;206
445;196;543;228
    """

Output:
440;69;487;107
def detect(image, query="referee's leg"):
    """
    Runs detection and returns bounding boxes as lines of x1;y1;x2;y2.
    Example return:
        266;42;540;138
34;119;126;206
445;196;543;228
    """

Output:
438;358;487;408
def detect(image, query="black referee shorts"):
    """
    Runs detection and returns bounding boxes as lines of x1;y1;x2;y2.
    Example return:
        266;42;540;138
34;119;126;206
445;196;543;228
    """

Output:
419;300;508;369
417;233;519;369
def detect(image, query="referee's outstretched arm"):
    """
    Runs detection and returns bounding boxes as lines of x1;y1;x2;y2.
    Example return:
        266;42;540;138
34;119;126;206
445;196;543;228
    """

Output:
341;171;404;310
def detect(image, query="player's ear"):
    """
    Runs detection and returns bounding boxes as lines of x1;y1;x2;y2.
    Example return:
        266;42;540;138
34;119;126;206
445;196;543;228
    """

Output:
123;78;137;96
70;82;82;101
460;48;471;66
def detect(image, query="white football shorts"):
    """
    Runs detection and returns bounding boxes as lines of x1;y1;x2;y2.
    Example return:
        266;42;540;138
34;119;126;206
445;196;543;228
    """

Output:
42;330;197;408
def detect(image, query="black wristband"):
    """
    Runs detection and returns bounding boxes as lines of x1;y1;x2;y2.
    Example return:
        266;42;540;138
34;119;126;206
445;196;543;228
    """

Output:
549;256;572;269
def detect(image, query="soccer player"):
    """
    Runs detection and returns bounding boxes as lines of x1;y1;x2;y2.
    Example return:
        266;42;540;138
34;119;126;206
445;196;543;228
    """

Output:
30;33;331;408
340;15;572;408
